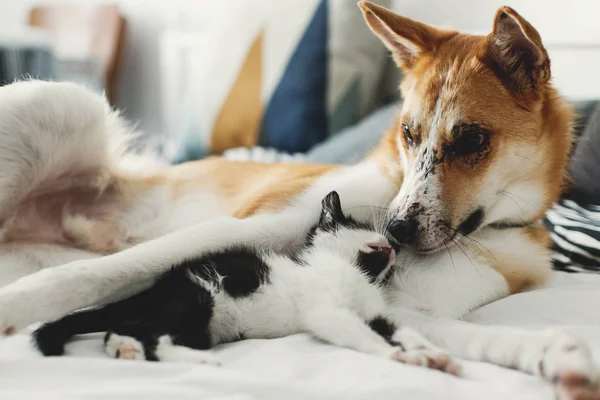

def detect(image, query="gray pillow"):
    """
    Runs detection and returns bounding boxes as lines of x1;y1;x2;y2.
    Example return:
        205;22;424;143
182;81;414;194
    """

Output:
306;102;399;164
569;101;600;204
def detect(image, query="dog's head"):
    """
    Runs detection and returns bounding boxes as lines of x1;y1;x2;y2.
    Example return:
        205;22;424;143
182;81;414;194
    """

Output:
360;2;573;253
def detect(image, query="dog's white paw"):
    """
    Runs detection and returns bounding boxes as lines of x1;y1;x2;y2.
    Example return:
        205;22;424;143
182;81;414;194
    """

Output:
0;258;106;337
537;330;595;383
535;330;599;398
0;266;82;336
0;287;45;336
555;373;600;400
389;328;461;375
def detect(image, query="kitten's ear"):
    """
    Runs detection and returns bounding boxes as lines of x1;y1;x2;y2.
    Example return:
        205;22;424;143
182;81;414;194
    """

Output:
320;191;345;224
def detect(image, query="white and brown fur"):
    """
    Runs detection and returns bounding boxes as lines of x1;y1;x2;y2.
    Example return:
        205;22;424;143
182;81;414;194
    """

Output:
0;2;596;398
32;191;458;372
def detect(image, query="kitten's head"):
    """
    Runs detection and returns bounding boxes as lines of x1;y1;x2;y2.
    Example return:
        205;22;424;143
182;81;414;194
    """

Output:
305;191;397;284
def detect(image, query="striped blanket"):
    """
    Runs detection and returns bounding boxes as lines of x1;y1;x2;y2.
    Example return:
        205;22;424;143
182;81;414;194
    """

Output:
546;200;600;273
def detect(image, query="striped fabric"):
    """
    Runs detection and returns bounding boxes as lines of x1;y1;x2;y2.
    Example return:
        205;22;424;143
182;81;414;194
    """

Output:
545;200;600;273
222;146;307;163
172;0;391;163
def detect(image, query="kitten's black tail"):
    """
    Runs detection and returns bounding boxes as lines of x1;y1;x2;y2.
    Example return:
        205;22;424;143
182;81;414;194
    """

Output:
32;303;120;356
32;267;187;356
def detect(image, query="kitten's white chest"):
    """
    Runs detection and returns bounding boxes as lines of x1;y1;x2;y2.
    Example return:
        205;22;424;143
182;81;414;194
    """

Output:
207;252;387;343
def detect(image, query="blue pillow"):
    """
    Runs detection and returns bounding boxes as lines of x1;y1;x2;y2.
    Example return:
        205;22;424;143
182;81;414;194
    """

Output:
171;0;391;163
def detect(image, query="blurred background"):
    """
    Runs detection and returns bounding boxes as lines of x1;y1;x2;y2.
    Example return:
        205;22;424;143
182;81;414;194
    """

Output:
0;0;598;162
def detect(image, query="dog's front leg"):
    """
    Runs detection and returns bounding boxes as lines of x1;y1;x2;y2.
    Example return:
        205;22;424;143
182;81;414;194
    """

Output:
388;306;599;397
0;212;310;335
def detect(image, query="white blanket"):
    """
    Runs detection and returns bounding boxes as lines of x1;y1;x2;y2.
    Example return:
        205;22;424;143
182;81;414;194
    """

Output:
1;272;599;400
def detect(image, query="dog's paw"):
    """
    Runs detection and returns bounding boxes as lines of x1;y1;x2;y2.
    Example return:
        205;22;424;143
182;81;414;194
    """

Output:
555;373;600;400
537;331;596;385
531;330;598;399
0;261;92;336
0;287;42;336
389;328;461;375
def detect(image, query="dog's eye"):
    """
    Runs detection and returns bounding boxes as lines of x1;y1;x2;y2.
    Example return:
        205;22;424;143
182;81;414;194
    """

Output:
402;123;414;146
454;132;488;156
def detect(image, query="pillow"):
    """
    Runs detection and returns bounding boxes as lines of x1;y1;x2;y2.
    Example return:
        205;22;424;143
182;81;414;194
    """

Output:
171;0;391;163
220;101;398;165
545;101;600;273
222;146;307;163
306;101;397;164
568;101;600;204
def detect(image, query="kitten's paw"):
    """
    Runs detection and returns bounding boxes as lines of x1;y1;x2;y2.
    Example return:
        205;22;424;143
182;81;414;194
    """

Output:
389;347;461;375
155;335;221;366
536;330;598;399
105;333;146;361
390;327;461;375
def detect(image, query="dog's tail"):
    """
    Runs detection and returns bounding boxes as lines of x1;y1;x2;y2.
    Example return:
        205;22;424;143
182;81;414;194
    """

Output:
32;300;128;356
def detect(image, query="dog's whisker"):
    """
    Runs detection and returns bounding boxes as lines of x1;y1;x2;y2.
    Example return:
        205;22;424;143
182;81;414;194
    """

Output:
451;236;483;279
344;204;393;237
499;190;537;211
513;153;537;165
443;241;457;278
496;191;529;224
446;226;498;266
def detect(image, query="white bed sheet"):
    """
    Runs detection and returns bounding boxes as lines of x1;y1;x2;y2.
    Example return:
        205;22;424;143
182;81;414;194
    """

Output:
1;272;599;400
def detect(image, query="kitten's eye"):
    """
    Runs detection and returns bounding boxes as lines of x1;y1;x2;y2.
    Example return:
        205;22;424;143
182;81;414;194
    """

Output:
402;123;414;147
454;132;489;156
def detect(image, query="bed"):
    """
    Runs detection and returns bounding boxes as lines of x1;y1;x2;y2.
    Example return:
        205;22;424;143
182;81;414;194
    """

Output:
0;271;598;399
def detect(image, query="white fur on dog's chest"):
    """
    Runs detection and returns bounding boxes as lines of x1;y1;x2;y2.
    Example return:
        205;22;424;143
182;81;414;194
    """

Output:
297;162;398;222
387;245;509;318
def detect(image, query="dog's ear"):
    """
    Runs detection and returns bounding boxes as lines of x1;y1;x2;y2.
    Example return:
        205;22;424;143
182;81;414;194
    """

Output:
320;191;345;225
358;1;453;70
480;7;550;101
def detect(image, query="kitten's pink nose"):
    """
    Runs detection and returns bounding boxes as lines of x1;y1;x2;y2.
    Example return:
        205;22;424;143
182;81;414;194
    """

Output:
367;244;392;256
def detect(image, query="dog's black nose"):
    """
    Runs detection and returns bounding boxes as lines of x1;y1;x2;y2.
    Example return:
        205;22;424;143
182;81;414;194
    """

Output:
387;218;418;244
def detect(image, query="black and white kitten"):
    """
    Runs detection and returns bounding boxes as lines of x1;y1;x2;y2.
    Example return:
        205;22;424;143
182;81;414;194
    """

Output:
33;191;448;368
